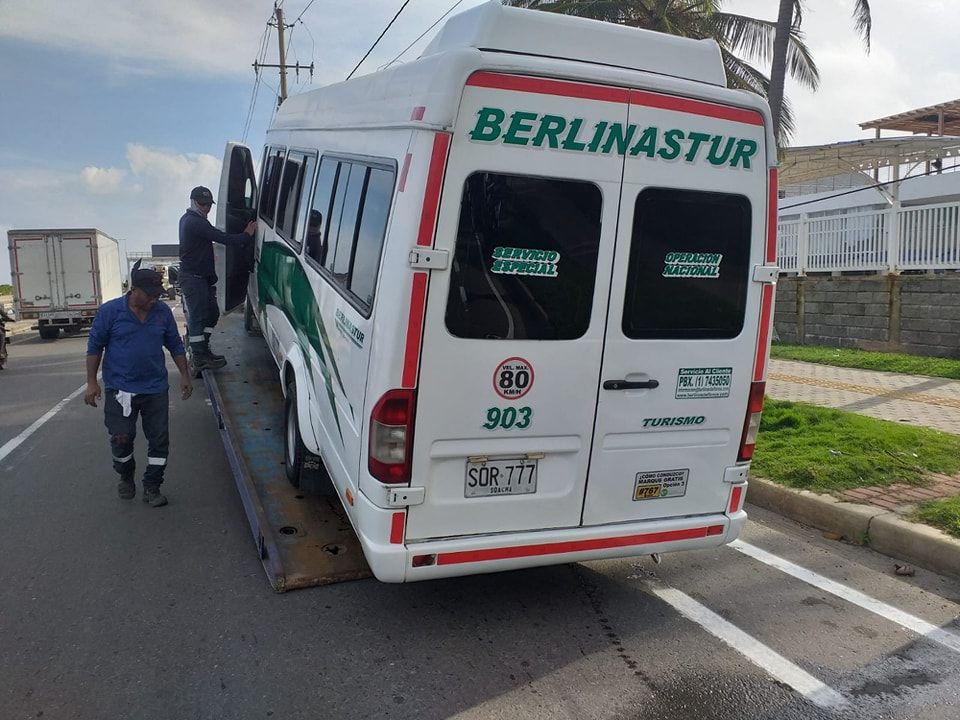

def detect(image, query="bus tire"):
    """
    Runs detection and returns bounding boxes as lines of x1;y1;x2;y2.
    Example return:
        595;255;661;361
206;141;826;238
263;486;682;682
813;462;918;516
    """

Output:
39;325;59;340
243;297;257;334
284;379;306;488
283;379;336;496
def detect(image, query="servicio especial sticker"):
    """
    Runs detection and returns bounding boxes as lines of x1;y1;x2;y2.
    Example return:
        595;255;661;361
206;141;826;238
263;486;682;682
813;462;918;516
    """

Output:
491;246;560;277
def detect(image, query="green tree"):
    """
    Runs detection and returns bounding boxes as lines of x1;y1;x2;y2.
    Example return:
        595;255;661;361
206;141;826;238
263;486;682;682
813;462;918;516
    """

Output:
768;0;870;146
507;0;820;145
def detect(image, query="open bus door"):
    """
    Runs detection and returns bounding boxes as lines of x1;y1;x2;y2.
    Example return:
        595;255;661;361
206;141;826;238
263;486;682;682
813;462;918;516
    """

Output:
215;142;258;315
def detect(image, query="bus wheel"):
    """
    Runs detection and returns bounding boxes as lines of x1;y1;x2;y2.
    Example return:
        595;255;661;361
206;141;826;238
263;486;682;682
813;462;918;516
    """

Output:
284;379;305;488
244;297;259;335
283;379;336;496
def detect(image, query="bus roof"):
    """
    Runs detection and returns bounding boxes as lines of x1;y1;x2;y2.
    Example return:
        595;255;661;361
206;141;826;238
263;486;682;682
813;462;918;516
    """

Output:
269;2;770;143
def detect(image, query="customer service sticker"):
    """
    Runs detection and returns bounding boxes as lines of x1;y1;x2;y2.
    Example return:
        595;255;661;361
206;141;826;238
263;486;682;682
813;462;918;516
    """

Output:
675;367;733;399
633;469;689;501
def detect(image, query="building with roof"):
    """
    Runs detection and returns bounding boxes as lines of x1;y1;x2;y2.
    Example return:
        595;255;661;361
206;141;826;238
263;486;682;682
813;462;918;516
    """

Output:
773;100;960;358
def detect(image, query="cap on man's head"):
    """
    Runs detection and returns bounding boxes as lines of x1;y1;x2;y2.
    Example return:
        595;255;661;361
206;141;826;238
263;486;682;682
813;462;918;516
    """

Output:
190;186;216;205
130;259;166;298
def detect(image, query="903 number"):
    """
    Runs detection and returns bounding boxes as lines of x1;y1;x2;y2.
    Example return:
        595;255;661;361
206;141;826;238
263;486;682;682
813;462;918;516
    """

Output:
483;406;532;430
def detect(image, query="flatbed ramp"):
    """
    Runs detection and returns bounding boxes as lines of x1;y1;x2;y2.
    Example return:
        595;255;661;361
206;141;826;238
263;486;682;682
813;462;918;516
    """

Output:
203;313;371;591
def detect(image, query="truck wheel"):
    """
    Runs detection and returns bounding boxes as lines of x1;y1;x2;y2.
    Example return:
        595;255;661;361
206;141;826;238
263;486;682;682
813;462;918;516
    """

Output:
39;325;59;340
283;379;336;496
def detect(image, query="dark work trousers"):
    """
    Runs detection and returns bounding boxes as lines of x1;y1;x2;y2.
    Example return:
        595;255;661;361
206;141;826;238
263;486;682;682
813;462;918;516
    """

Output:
104;390;170;489
180;272;220;352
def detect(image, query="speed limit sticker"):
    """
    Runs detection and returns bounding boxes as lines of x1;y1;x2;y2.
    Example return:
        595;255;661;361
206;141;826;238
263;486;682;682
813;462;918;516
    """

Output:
493;357;535;400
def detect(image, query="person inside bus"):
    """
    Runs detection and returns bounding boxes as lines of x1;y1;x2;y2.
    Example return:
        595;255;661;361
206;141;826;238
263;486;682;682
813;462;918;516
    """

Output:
306;209;325;265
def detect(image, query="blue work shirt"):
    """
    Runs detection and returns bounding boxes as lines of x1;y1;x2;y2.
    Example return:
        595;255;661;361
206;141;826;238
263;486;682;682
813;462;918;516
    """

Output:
179;208;250;280
87;294;186;394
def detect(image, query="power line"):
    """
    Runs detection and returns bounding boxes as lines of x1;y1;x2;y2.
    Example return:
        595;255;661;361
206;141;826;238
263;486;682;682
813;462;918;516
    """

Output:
242;22;273;142
346;0;412;81
383;0;467;70
292;0;318;25
779;162;960;211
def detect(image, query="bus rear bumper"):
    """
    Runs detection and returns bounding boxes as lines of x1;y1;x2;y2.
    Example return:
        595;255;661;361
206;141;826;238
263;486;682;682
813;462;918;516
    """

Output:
354;491;746;582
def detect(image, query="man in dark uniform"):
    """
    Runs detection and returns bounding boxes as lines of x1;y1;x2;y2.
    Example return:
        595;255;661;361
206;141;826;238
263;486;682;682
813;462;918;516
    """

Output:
178;186;256;370
85;262;192;507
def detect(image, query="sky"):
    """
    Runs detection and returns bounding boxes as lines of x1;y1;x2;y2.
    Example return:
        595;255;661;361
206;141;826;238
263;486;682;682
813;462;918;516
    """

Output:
1;0;956;285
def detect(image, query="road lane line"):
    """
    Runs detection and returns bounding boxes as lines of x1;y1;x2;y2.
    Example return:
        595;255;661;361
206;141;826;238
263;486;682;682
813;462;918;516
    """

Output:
731;540;960;654
0;384;86;464
650;584;847;709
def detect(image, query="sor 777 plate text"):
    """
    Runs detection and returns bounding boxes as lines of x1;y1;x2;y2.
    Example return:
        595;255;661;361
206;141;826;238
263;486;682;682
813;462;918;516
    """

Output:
465;458;537;498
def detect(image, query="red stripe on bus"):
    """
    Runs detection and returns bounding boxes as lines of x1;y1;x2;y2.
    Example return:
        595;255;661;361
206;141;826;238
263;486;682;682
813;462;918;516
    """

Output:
465;71;764;126
767;168;778;263
728;485;744;514
436;526;722;565
416;133;450;247
630;89;764;126
400;132;449;388
398;153;412;193
390;512;406;544
467;71;630;104
401;272;429;388
753;284;774;381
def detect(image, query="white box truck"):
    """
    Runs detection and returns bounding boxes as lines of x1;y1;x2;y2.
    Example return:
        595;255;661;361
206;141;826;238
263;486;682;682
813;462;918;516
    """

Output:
7;228;123;339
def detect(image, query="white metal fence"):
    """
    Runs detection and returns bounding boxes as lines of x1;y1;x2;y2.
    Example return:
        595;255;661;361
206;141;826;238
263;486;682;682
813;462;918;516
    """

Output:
777;200;960;274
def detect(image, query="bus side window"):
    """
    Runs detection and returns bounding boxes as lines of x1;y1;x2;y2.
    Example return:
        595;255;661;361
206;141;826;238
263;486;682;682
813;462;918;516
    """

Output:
306;158;337;266
258;146;285;227
348;166;394;309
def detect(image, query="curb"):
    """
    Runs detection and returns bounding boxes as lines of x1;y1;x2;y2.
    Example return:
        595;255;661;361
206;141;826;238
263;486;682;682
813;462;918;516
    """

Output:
747;476;960;579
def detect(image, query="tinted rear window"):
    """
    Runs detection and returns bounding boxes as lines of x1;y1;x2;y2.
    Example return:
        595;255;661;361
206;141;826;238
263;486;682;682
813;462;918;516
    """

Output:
622;188;751;340
445;172;602;340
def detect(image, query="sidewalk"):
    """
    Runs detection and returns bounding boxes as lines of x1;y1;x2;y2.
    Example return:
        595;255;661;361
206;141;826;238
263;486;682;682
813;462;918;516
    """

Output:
6;319;34;338
758;358;960;576
768;358;960;435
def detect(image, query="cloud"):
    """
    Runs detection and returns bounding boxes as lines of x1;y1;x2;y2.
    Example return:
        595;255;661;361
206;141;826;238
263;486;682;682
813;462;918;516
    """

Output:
0;144;223;284
81;166;127;194
0;0;488;81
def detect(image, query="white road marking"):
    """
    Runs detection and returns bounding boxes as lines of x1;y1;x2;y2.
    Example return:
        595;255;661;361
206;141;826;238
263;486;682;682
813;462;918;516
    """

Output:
0;384;86;464
650;584;847;709
731;540;960;654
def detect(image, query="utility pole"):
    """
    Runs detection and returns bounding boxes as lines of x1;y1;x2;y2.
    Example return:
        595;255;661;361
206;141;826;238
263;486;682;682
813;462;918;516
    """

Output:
275;3;289;104
251;3;314;108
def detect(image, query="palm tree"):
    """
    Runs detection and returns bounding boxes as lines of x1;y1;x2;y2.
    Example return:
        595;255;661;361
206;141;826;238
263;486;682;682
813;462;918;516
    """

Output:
768;1;871;145
507;0;820;146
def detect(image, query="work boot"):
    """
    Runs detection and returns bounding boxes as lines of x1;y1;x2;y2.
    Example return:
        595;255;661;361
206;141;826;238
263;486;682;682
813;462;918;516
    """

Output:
117;472;136;500
142;486;168;507
205;334;226;363
192;350;227;372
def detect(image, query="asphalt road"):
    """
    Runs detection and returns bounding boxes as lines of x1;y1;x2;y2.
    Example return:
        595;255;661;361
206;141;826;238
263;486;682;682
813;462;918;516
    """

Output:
2;325;960;720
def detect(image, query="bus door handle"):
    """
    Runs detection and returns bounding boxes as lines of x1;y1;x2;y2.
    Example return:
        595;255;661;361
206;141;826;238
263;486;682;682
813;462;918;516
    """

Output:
603;379;659;391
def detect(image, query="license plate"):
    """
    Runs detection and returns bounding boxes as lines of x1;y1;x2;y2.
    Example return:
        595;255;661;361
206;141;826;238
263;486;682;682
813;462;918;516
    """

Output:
465;458;538;498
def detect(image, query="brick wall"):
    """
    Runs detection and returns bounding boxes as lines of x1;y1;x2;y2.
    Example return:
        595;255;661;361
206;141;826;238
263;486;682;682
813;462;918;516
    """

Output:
775;275;960;358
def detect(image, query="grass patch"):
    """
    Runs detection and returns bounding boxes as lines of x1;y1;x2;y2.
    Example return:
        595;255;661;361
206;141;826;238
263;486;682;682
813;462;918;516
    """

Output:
770;343;960;380
912;497;960;539
752;399;960;493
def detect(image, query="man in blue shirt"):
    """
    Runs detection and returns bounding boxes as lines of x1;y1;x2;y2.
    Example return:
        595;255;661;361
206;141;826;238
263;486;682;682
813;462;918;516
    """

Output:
85;262;193;507
179;185;255;371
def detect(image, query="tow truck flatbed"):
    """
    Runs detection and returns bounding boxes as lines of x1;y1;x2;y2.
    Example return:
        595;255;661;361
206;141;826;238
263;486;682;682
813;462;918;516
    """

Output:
203;313;370;591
